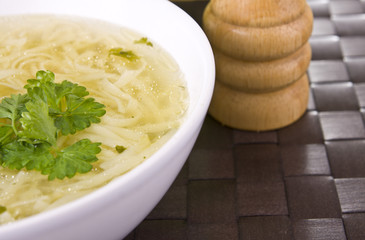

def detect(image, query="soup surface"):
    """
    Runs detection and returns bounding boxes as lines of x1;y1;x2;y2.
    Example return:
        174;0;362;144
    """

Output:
0;15;188;224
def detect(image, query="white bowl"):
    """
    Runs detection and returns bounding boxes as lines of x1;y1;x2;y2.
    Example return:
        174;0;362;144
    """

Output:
0;0;215;239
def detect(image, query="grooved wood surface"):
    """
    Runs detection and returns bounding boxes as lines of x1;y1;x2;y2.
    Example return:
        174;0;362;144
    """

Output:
124;0;365;239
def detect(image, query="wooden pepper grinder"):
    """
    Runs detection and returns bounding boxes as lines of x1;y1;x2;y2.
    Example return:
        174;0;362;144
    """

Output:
203;0;313;131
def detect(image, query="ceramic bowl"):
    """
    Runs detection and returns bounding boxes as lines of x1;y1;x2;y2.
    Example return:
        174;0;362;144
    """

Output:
0;0;215;239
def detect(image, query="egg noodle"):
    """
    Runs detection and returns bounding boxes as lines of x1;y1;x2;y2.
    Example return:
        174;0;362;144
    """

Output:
0;15;188;224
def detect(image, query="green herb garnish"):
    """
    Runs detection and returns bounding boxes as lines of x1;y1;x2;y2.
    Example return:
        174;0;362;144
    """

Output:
0;70;106;180
0;205;6;214
109;48;140;61
115;145;126;153
134;37;153;47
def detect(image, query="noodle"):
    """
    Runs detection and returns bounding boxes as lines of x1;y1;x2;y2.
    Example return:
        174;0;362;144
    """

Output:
0;15;188;224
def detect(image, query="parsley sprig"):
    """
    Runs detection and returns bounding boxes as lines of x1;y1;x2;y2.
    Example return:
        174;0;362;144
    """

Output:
0;70;106;180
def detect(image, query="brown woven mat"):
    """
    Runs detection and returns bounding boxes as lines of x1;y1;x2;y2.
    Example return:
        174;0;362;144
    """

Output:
124;0;365;239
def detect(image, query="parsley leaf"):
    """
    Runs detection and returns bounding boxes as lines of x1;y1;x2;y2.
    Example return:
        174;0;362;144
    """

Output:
1;141;36;170
1;141;53;171
0;70;106;180
0;94;28;119
0;94;28;134
25;70;59;112
55;80;89;99
19;98;57;145
0;126;14;146
54;95;106;135
47;139;101;180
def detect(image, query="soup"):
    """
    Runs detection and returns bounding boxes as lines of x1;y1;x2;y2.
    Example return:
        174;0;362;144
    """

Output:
0;15;188;224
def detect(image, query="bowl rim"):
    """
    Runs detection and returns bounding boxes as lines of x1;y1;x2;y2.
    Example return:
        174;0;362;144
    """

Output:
0;0;215;236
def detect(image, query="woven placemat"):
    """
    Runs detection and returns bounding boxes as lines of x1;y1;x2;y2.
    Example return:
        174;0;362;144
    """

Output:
124;1;365;239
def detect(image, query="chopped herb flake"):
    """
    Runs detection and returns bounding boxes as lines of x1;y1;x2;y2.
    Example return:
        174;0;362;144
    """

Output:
109;48;140;61
134;37;153;47
115;145;126;153
0;205;6;214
